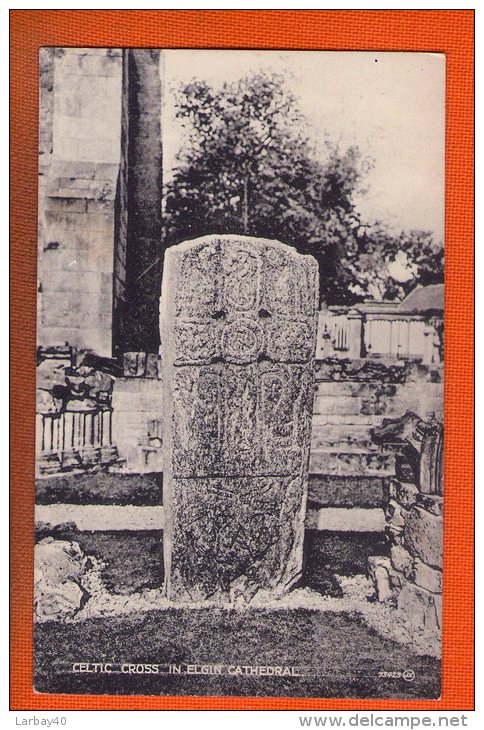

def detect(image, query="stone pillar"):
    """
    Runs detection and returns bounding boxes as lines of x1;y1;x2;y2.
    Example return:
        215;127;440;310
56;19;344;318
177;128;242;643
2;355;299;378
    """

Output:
347;310;363;359
113;49;163;356
38;48;122;356
160;235;319;605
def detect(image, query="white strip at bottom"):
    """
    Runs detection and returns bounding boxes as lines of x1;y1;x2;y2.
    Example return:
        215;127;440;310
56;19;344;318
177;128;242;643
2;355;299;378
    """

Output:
36;504;385;533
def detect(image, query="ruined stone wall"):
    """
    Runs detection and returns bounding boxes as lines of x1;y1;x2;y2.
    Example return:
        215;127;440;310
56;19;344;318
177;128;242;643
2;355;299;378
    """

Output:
112;51;130;357
113;50;163;355
111;357;443;504
368;418;443;657
38;48;122;356
111;376;163;473
39;49;55;163
310;359;442;514
38;48;165;358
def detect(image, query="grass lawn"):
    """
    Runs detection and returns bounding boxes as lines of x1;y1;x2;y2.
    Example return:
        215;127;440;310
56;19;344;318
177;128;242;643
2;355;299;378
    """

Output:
33;527;436;699
34;607;440;699
34;528;389;597
36;471;162;506
36;472;386;509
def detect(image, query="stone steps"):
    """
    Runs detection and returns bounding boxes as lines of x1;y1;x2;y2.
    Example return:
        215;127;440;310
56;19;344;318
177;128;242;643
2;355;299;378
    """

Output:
308;474;387;508
313;394;363;416
312;413;384;426
314;381;384;396
309;448;395;477
311;423;380;450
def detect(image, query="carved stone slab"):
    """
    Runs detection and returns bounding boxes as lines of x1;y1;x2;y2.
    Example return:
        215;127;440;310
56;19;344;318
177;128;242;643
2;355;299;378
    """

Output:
160;235;319;604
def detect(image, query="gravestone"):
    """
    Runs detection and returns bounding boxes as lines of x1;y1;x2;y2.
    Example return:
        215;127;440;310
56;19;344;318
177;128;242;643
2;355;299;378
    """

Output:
160;235;319;604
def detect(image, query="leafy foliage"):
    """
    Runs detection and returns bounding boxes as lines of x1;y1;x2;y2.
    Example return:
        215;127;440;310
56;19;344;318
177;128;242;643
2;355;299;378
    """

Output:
342;226;444;302
164;72;443;303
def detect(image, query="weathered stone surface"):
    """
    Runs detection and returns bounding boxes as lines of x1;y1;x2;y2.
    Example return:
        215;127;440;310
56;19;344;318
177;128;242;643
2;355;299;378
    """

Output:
35;579;85;621
434;593;443;630
146;353;161;379
412;558;443;594
307;475;386;508
34;538;88;620
35;537;85;583
419;419;443;495
309;449;394;477
397;577;441;631
368;557;393;602
123;352;147;377
404;506;443;569
394;454;416;484
389;479;419;508
385;499;408;541
390;544;414;577
38;49;122;357
417;493;443;517
368;556;402;602
161;235;318;604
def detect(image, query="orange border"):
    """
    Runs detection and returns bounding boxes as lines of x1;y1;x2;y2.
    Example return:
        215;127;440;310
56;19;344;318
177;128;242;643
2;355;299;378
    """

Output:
10;10;474;711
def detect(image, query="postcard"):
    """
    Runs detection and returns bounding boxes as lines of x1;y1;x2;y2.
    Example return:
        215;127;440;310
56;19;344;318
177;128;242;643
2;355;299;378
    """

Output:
33;47;446;699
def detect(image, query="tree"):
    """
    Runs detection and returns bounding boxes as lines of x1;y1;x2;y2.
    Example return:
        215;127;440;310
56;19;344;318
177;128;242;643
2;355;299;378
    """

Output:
342;225;444;302
164;72;443;304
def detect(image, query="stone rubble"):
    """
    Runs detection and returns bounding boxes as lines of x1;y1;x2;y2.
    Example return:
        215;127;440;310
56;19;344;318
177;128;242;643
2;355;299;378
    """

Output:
367;415;443;658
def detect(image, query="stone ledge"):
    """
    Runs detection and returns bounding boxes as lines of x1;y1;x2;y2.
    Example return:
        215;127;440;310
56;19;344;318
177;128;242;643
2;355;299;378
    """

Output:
417;493;443;517
308;475;387;508
36;504;386;534
404;506;443;570
397;577;442;631
306;507;385;533
412;558;443;594
389;479;419;508
367;556;402;602
390;544;414;577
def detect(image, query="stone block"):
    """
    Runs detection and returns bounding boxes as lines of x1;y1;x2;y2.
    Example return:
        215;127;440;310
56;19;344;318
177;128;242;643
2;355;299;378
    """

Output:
146;353;161;379
395;454;416;483
123;352;147;377
46;197;88;213
418;493;443;517
311;423;375;450
314;395;361;416
35;579;85;621
412;558;443;594
385;499;408;539
161;235;318;604
419;419;444;495
390;544;414;577
368;556;394;602
315;381;368;397
397;577;441;631
389;479;419;508
404;506;443;569
309;449;394;477
307;475;386;508
368;556;402;602
34;538;88;621
308;507;385;532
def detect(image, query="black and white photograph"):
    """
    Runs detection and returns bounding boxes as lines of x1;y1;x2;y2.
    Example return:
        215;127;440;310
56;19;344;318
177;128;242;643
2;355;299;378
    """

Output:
34;48;445;699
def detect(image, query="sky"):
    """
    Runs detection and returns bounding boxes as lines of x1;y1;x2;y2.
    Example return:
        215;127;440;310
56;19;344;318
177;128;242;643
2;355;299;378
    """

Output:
163;50;445;243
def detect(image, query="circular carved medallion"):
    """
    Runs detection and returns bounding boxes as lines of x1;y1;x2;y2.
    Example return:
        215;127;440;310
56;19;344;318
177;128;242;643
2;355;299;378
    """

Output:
221;318;263;364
